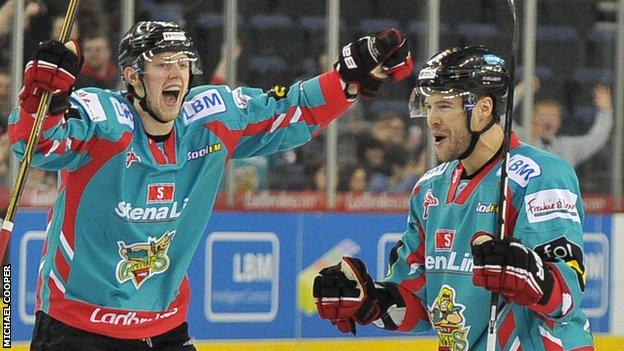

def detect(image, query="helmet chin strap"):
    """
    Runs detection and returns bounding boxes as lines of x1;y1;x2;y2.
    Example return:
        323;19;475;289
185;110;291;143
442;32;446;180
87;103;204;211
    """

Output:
134;78;170;124
457;106;498;160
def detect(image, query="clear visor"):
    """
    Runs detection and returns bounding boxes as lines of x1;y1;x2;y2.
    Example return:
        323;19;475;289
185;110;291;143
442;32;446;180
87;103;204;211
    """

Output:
408;87;474;118
136;49;202;76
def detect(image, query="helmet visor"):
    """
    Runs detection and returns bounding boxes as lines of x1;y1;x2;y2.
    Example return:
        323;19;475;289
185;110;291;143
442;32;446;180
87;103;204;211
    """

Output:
136;49;202;76
408;87;473;118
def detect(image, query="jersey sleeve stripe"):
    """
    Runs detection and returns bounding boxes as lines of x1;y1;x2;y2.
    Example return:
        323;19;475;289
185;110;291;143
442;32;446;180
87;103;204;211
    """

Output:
54;250;70;282
497;308;516;348
204;120;243;160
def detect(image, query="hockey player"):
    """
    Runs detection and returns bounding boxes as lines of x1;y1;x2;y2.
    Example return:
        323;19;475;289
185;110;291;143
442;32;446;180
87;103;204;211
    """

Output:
9;21;412;350
313;46;594;350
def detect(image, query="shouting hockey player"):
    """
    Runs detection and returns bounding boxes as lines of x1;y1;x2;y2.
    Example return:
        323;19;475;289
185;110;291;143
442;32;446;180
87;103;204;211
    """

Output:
313;46;594;350
8;21;412;350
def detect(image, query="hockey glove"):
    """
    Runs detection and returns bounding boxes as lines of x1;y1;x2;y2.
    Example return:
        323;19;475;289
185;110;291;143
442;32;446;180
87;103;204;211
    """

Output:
19;39;83;116
313;256;381;334
471;232;555;306
335;28;411;99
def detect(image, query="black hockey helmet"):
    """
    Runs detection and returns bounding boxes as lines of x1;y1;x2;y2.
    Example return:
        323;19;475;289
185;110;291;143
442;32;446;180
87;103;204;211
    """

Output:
409;46;508;119
118;21;202;77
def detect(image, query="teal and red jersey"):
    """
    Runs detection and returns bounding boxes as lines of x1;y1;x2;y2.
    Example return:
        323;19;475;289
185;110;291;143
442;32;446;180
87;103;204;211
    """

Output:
8;71;351;339
380;134;594;350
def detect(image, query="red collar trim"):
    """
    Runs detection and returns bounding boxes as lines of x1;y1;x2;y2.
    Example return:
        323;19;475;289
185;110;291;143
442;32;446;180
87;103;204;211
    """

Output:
147;129;177;165
445;133;521;204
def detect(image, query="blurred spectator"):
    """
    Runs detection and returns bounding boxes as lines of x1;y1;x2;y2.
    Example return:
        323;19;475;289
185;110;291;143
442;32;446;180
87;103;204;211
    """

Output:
306;159;338;191
368;146;421;194
371;110;407;149
75;33;118;89
341;164;369;193
50;14;80;41
514;83;613;167
0;0;49;64
0;0;44;37
267;149;306;190
233;157;268;192
357;136;388;176
0;70;10;132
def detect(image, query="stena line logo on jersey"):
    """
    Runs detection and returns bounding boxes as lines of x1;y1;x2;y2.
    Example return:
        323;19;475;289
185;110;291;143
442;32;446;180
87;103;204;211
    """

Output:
425;252;473;273
115;198;189;222
525;188;580;223
182;89;227;124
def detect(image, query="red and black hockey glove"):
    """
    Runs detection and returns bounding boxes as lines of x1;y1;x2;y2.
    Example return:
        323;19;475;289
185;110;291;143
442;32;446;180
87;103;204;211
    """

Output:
313;256;381;334
471;232;555;306
19;39;83;116
335;28;411;99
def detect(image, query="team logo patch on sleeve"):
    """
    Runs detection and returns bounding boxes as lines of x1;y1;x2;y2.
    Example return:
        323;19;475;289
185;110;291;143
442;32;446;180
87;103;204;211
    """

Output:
231;87;252;109
525;188;580;223
182;89;227;124
74;91;107;122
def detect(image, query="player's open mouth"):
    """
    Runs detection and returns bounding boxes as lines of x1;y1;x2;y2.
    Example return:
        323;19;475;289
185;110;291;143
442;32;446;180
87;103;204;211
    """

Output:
162;88;181;106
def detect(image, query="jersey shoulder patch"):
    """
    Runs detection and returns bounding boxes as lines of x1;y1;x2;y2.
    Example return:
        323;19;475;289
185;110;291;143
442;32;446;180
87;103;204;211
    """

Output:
416;162;450;186
503;154;542;188
524;188;581;224
182;87;228;125
72;89;108;122
108;96;135;130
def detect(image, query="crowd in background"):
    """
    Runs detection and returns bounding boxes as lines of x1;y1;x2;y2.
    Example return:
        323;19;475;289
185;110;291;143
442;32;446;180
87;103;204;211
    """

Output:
0;0;618;204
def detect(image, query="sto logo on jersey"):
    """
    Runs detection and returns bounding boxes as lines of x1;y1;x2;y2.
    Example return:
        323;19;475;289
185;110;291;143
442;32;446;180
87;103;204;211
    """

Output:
116;231;176;288
429;285;470;351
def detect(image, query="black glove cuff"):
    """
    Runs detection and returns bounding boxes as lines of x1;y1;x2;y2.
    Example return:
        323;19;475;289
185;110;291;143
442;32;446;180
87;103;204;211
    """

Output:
537;264;555;306
49;91;71;116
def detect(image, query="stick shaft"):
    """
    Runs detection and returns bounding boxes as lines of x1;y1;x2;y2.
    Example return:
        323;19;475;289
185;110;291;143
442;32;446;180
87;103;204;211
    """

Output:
486;1;519;349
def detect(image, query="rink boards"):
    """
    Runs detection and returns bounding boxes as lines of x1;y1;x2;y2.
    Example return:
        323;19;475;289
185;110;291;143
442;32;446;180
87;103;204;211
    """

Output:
5;210;623;346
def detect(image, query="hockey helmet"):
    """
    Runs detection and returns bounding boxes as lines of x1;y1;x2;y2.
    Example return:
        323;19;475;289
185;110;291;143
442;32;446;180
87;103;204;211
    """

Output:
409;46;508;119
118;21;202;77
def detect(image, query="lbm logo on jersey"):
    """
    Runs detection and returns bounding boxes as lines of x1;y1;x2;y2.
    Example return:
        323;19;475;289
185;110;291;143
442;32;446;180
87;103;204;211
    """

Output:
147;183;175;203
435;229;455;252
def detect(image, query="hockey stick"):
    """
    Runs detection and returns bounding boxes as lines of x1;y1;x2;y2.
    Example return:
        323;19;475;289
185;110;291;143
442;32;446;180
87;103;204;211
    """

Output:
486;0;519;350
0;0;81;263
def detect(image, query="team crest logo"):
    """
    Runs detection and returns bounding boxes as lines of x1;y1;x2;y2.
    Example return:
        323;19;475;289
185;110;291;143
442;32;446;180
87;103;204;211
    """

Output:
423;189;439;219
429;285;470;351
116;231;175;288
126;148;141;168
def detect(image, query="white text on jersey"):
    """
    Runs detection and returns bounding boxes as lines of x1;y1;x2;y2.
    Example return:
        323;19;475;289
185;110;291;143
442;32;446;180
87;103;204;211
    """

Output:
115;198;189;222
425;251;473;273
